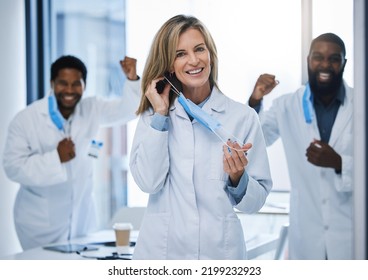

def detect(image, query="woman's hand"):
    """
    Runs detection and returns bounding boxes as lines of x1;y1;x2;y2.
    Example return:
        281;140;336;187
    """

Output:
145;78;171;115
223;141;252;186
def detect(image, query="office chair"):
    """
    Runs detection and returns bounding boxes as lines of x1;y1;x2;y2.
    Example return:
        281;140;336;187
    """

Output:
109;206;146;231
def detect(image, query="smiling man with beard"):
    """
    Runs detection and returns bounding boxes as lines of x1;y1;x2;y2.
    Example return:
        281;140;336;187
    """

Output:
2;55;140;250
248;33;353;259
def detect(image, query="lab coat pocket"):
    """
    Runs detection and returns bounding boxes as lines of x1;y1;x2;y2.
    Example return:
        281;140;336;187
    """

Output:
224;215;246;259
133;212;170;259
15;189;50;227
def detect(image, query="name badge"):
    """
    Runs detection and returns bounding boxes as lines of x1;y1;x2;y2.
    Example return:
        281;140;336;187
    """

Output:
88;140;103;158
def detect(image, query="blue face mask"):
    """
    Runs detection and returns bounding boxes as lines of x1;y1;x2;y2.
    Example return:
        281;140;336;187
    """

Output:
48;94;65;130
177;94;221;132
164;77;245;149
302;83;314;124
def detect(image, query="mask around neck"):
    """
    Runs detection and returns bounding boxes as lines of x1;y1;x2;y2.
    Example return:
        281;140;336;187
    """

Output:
48;93;65;130
302;83;314;124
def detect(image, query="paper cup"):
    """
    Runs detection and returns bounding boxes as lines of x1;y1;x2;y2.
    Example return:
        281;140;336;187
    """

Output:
112;223;133;254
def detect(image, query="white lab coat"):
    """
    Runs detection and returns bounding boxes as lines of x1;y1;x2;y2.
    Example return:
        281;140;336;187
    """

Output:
2;80;140;250
258;82;353;259
130;87;272;259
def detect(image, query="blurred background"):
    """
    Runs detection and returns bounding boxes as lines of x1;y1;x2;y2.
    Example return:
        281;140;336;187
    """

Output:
0;0;364;259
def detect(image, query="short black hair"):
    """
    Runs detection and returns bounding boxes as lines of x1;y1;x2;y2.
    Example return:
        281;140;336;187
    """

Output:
50;55;87;84
309;33;346;57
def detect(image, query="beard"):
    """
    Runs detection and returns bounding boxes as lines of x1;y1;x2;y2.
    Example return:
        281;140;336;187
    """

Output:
308;67;344;98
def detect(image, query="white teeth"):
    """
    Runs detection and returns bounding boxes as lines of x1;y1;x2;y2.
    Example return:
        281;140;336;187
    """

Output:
319;73;330;80
188;69;202;74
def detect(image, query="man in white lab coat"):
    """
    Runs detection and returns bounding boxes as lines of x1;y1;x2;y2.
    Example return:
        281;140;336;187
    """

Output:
2;55;140;250
248;33;353;259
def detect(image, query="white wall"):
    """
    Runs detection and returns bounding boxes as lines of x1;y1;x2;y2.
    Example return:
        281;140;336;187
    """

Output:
0;0;25;256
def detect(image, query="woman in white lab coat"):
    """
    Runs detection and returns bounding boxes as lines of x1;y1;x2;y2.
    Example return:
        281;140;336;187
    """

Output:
2;56;140;250
129;15;272;260
248;33;353;259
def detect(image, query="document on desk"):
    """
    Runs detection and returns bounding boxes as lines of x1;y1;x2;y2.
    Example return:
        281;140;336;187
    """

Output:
43;244;99;253
77;246;134;260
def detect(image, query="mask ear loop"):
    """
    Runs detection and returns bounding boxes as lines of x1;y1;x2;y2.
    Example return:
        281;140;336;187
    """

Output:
211;126;249;154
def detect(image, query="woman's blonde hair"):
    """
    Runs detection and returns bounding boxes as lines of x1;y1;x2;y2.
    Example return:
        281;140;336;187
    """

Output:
136;14;219;114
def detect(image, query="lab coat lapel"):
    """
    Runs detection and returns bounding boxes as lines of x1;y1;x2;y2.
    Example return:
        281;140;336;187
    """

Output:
69;102;83;139
172;97;190;120
203;88;226;117
308;109;321;141
329;84;353;147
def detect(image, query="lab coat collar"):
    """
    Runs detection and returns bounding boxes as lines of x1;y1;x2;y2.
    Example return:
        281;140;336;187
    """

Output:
204;87;227;114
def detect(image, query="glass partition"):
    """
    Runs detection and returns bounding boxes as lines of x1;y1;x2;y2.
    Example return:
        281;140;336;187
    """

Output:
50;0;128;228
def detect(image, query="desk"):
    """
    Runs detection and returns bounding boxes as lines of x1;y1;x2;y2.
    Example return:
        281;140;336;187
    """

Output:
1;229;278;260
1;230;138;260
